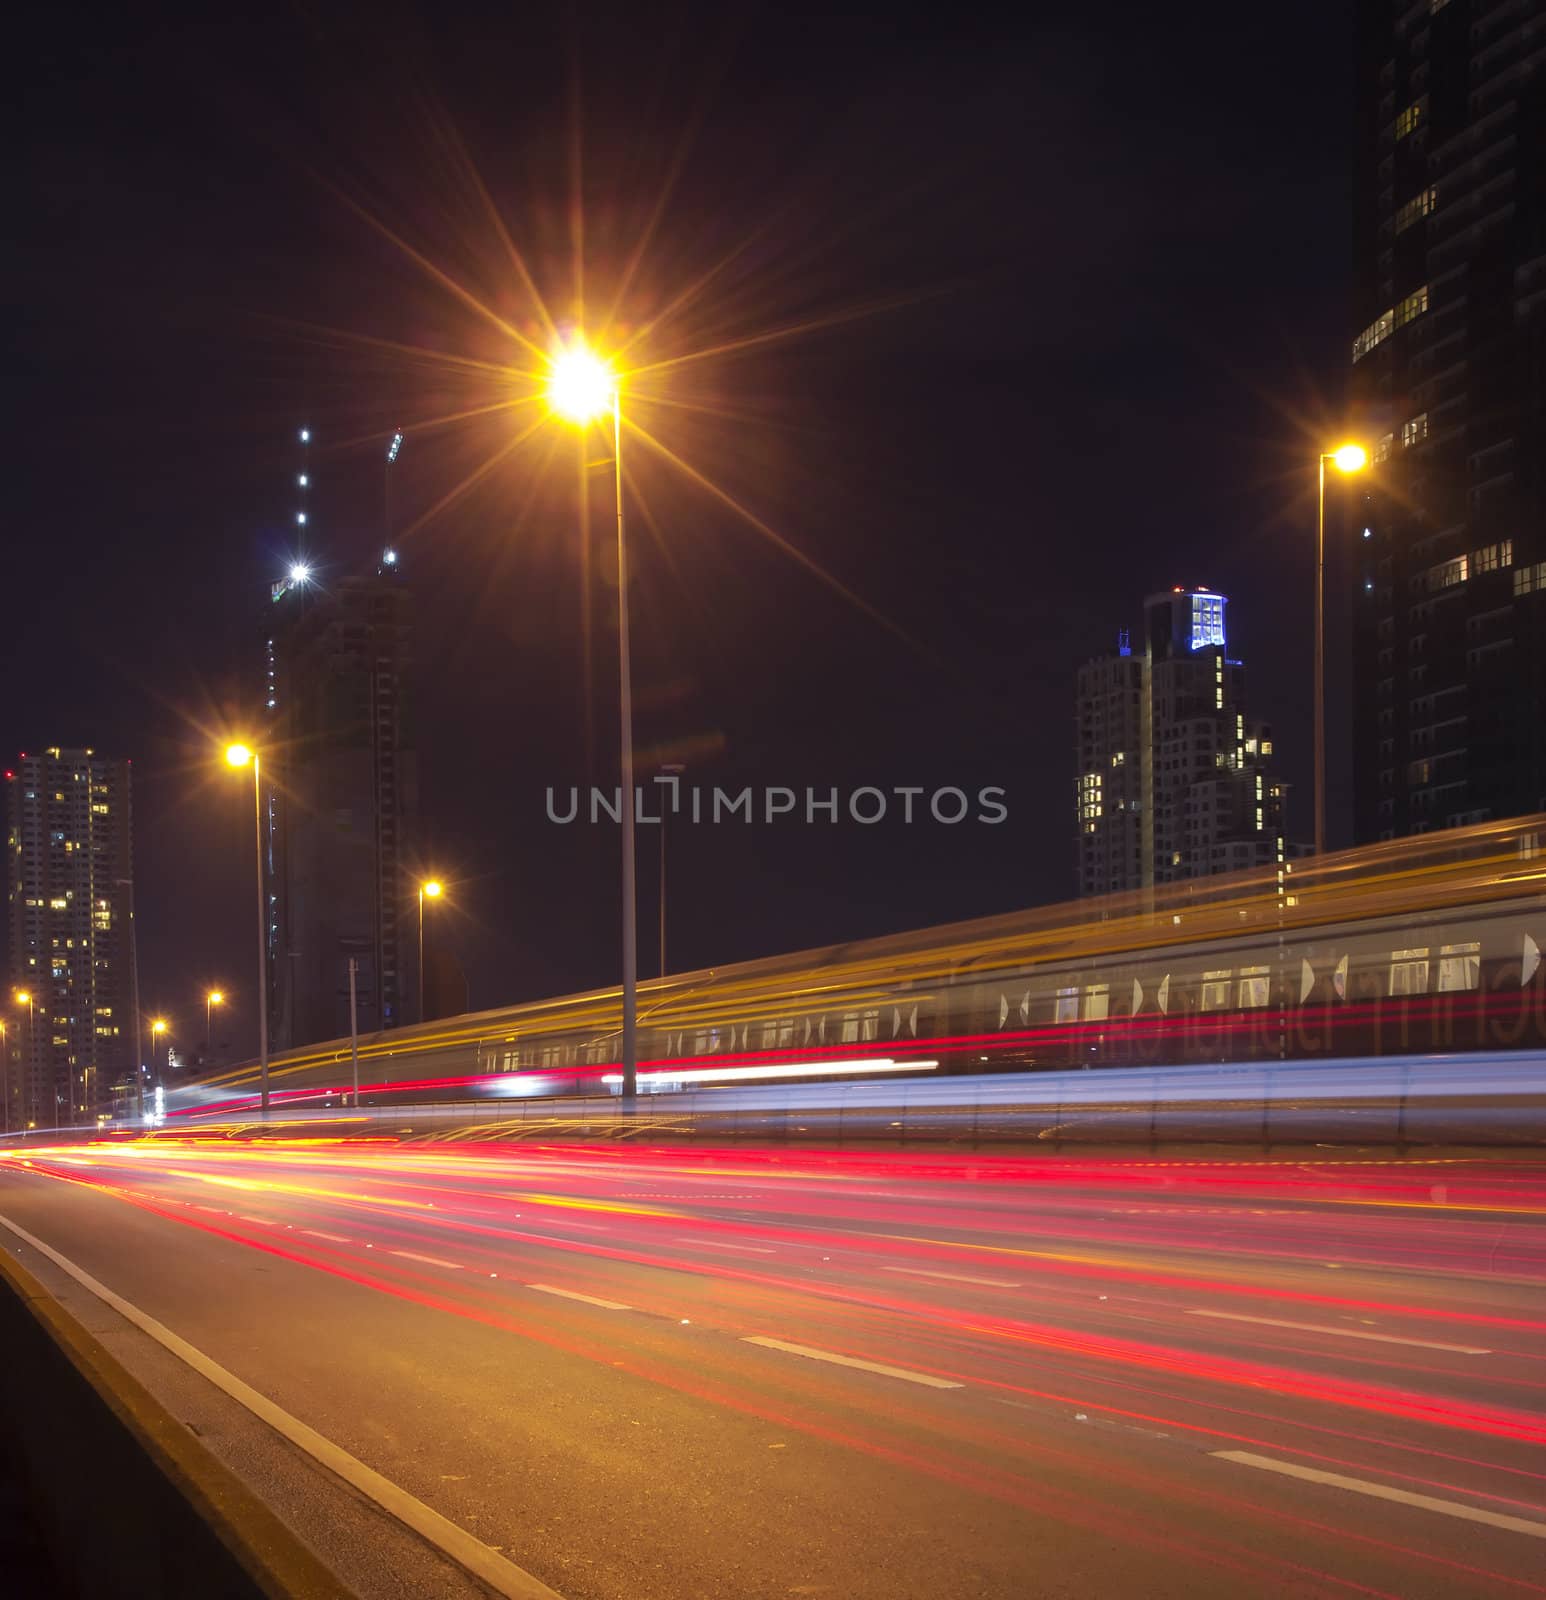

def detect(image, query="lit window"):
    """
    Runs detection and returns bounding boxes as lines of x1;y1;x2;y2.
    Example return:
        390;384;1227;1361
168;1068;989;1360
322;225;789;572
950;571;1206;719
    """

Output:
1394;100;1425;139
1373;432;1395;463
1353;309;1394;362
1473;542;1512;574
1200;971;1231;1012
1394;187;1437;234
1394;285;1429;328
1238;967;1270;1009
1427;555;1467;590
1436;942;1479;993
1402;412;1428;448
1389;948;1430;997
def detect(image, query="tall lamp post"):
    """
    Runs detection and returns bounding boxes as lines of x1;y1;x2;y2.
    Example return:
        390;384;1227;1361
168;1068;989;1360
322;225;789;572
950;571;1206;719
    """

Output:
205;989;225;1057
150;1017;168;1090
547;341;639;1106
14;991;34;1127
224;743;270;1113
1315;444;1369;857
417;879;443;1023
658;762;685;978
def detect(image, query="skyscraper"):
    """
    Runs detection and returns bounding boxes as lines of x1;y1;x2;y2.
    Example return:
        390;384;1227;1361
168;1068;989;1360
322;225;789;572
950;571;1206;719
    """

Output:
1075;590;1296;896
4;748;135;1126
1351;0;1546;840
264;555;418;1048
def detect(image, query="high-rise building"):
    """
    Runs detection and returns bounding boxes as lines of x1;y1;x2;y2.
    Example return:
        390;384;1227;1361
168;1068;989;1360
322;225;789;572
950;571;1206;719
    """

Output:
4;748;135;1126
1076;590;1297;896
264;554;418;1049
1351;1;1546;841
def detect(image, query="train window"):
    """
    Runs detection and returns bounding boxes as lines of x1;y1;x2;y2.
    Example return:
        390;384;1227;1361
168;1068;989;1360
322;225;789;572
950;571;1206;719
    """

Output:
1200;970;1231;1011
1082;983;1109;1021
501;1051;519;1072
1237;966;1270;1008
1054;986;1078;1023
1389;948;1431;997
1436;942;1480;992
840;1012;860;1043
860;1008;879;1042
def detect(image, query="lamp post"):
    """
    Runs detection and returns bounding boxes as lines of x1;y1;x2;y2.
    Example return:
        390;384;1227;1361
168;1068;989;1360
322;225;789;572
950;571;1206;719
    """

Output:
205;989;224;1058
1315;444;1369;857
546;341;639;1106
225;744;270;1112
658;762;685;978
14;991;34;1127
150;1017;167;1088
1;1018;8;1135
417;879;443;1024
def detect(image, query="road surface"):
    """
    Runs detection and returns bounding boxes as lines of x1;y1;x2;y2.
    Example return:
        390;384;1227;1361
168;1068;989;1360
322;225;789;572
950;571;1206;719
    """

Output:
1;1139;1543;1599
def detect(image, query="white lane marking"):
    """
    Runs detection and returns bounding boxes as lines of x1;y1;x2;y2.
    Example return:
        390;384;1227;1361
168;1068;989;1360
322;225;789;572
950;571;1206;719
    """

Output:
390;1250;464;1270
675;1237;775;1254
237;1215;271;1226
742;1336;963;1389
1186;1309;1490;1355
0;1213;566;1600
1214;1451;1546;1540
882;1266;1021;1289
299;1230;350;1243
526;1284;631;1311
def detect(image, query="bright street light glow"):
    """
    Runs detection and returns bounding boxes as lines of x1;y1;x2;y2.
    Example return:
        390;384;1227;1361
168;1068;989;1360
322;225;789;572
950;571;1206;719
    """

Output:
207;991;224;1006
422;879;443;899
1331;443;1368;473
546;343;614;424
299;427;310;443
289;563;312;584
151;1019;167;1035
14;991;31;1005
383;548;398;566
225;743;254;768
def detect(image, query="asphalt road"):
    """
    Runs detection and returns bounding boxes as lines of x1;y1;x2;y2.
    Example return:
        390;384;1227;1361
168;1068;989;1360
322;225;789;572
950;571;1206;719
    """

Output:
1;1139;1543;1600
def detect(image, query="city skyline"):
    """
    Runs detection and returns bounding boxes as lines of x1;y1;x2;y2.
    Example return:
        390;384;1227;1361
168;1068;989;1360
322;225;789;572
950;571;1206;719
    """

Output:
7;3;1360;1058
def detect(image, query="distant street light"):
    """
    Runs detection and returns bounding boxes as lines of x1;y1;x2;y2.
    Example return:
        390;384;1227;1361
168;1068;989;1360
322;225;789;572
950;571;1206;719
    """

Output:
546;339;639;1105
224;743;270;1112
1316;444;1369;857
151;1017;168;1083
13;991;34;1128
418;879;444;1024
205;989;225;1056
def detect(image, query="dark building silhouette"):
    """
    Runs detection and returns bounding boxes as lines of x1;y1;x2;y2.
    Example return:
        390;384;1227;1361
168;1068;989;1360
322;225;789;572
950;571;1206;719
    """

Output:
1076;590;1298;896
265;554;418;1048
1351;0;1546;841
4;747;135;1126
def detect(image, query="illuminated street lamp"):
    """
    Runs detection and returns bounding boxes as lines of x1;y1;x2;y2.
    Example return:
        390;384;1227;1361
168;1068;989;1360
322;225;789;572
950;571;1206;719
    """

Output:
150;1017;168;1084
13;991;34;1128
224;742;270;1112
546;340;639;1105
205;989;225;1056
418;879;443;1024
1316;444;1369;857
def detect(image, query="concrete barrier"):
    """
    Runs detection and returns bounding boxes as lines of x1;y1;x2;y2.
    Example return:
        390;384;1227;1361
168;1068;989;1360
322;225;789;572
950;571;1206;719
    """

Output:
0;1244;355;1599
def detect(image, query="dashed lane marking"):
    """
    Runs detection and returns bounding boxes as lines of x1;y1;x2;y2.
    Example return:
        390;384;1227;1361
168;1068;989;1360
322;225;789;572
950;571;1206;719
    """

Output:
1186;1309;1491;1355
389;1250;464;1270
1214;1451;1546;1539
742;1336;964;1389
526;1284;631;1310
675;1237;775;1254
299;1229;350;1243
881;1266;1022;1288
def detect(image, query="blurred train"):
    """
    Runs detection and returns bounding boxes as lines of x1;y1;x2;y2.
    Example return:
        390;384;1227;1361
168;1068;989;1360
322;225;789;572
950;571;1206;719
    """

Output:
166;814;1546;1120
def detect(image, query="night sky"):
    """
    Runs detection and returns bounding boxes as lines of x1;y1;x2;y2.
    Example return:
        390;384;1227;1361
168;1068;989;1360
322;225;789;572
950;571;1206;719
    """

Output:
6;1;1356;1058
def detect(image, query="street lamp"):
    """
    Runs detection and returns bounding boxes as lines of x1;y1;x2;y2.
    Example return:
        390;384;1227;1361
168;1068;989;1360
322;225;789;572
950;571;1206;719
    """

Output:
546;339;639;1106
151;1017;168;1084
13;991;34;1128
224;742;270;1112
418;879;443;1023
1315;443;1369;857
205;989;225;1056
